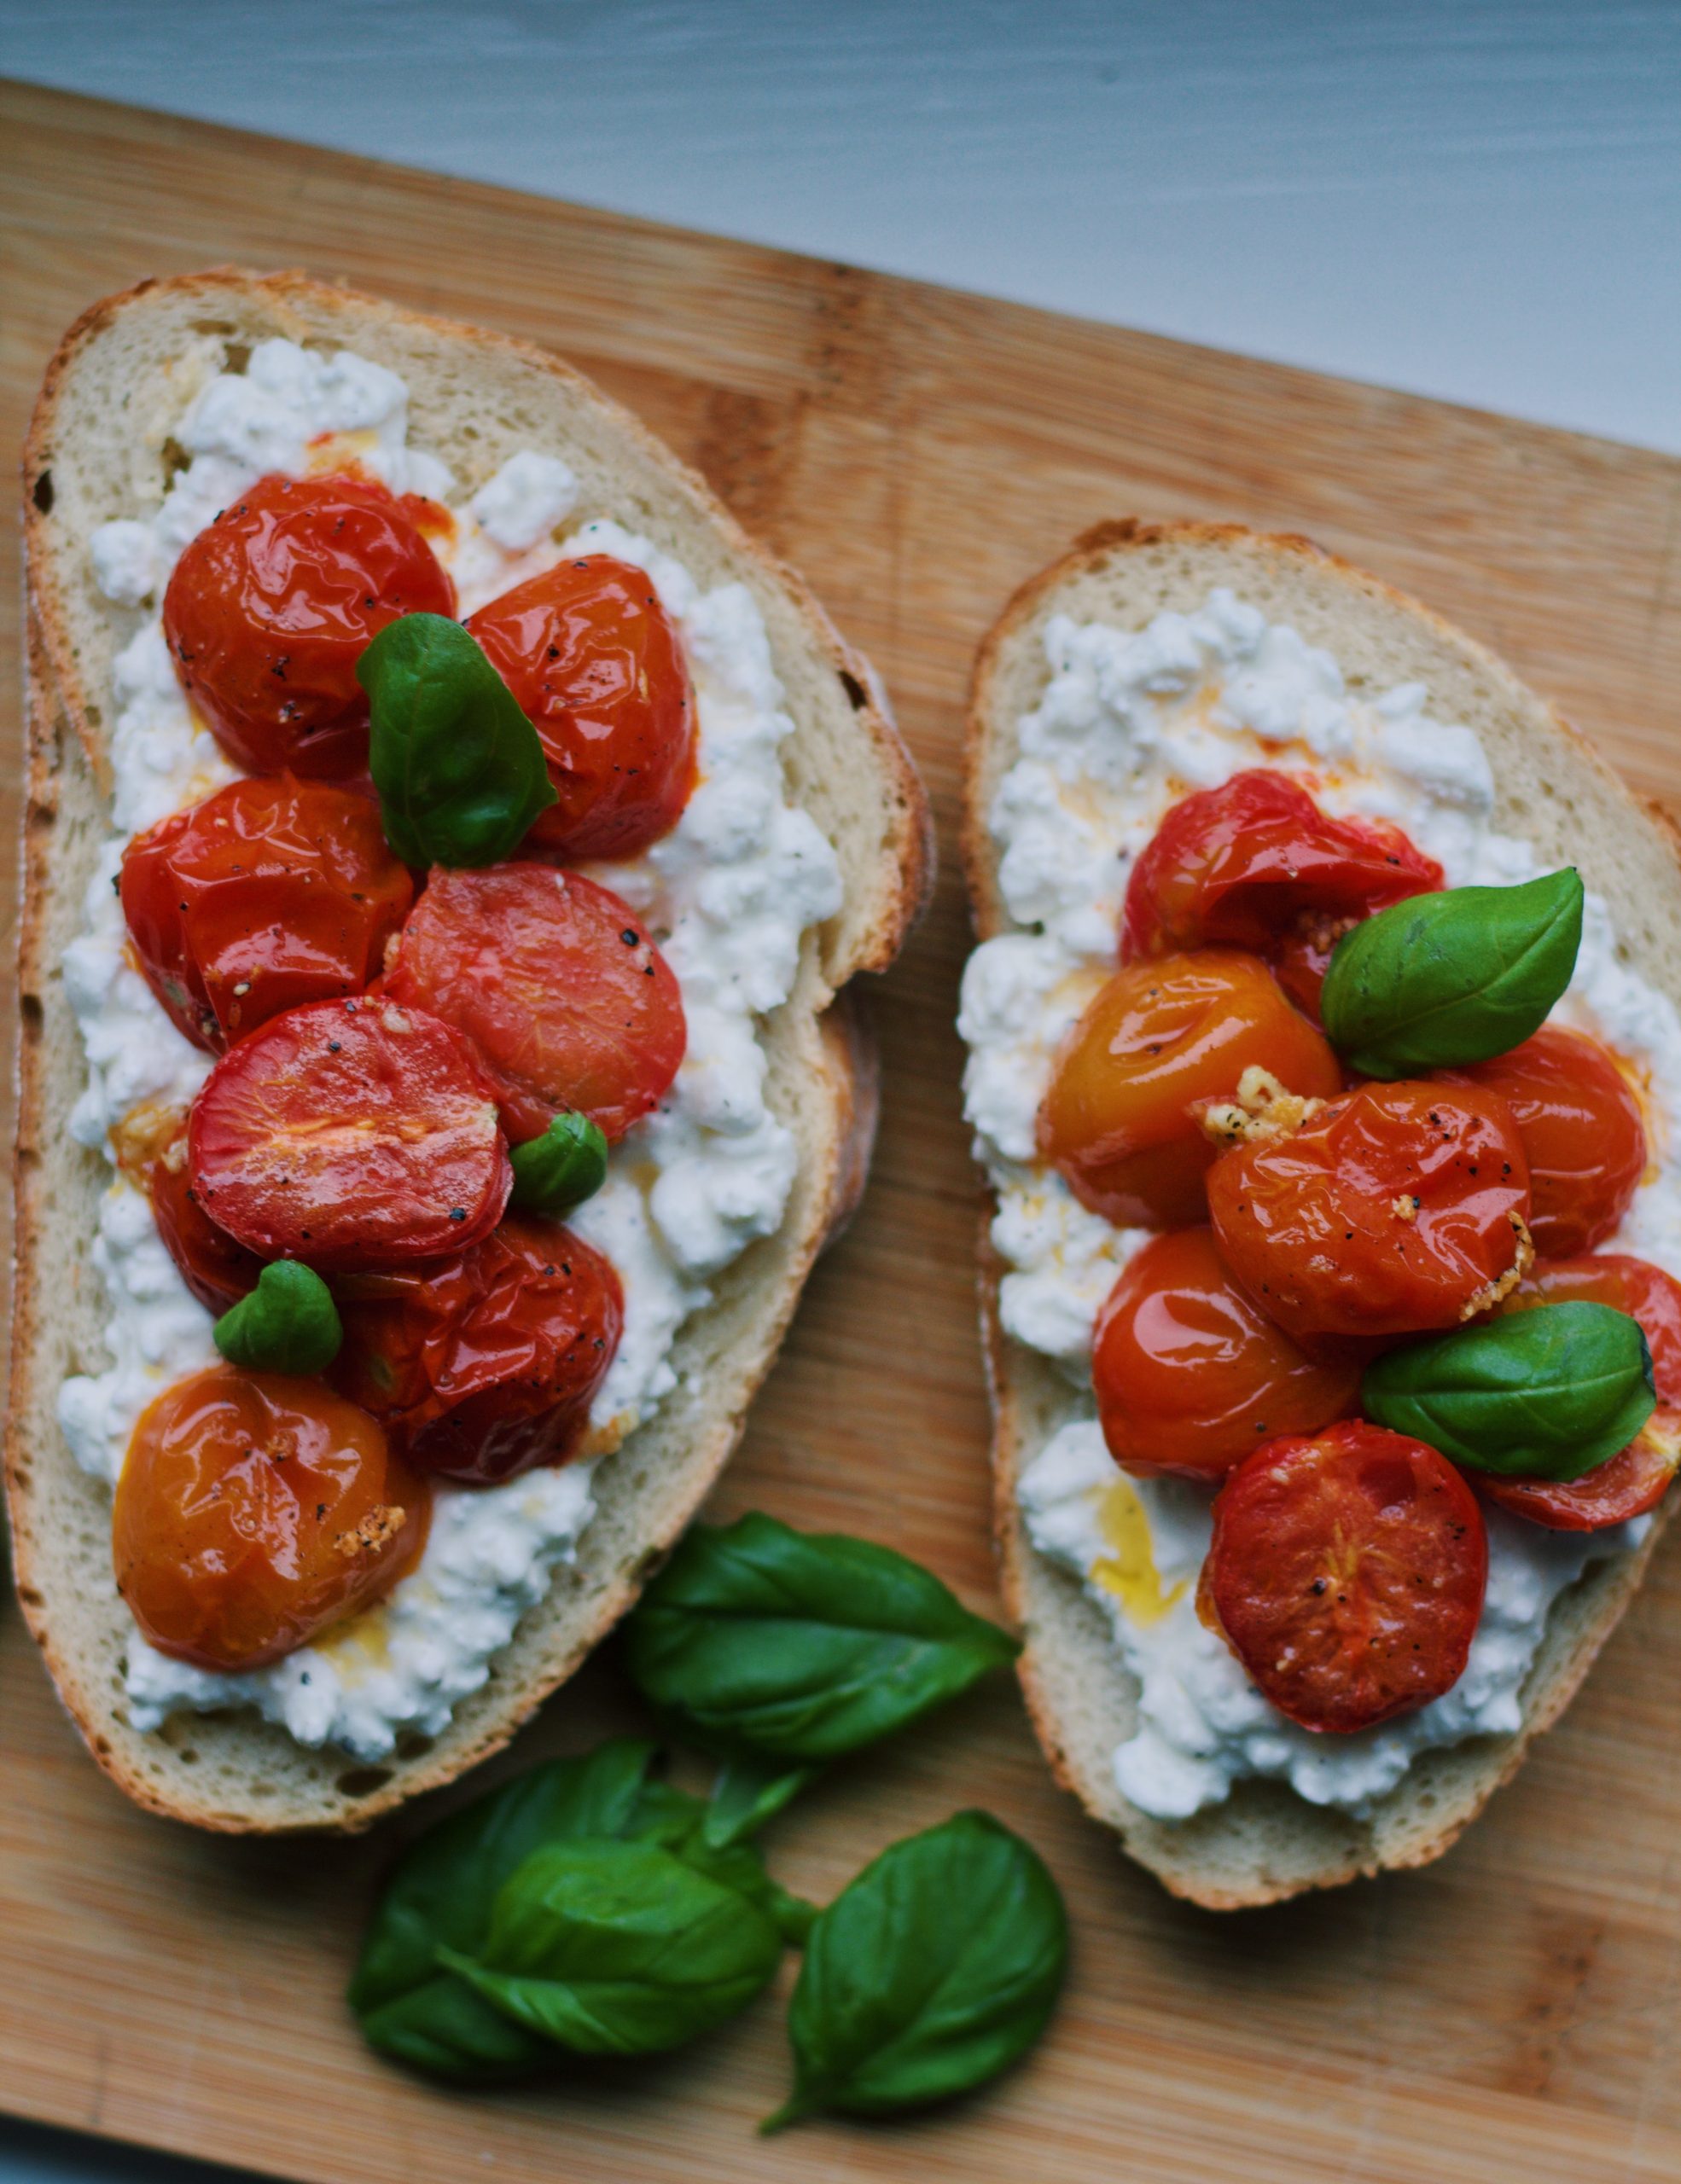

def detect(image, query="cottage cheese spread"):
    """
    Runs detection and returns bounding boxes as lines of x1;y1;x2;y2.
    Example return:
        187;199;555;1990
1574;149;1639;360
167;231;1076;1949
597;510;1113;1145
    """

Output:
59;340;840;1758
958;590;1681;1820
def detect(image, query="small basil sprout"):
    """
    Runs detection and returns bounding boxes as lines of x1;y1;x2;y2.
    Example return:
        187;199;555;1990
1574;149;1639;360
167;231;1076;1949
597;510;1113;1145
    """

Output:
214;1259;343;1376
508;1112;609;1215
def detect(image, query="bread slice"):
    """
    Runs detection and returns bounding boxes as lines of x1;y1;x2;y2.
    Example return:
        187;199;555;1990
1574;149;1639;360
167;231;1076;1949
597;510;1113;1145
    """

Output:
964;517;1681;1908
10;270;931;1833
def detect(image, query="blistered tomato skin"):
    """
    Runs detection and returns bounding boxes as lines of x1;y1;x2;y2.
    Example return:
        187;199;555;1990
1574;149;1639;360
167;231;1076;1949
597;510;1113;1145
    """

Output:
333;1214;624;1485
188;998;511;1274
113;1365;430;1671
162;472;457;778
1440;1025;1646;1256
1207;1080;1532;1343
1202;1420;1487;1734
148;1134;263;1314
466;555;695;862
384;863;686;1145
119;774;414;1053
1037;950;1343;1228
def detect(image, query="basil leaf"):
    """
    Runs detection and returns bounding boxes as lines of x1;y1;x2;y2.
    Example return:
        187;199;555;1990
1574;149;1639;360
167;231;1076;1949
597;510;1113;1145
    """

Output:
763;1811;1067;2130
702;1754;819;1850
1363;1300;1655;1478
213;1259;340;1375
508;1112;608;1215
624;1512;1020;1763
358;613;556;867
1320;868;1584;1077
627;1779;819;1946
439;1838;782;2055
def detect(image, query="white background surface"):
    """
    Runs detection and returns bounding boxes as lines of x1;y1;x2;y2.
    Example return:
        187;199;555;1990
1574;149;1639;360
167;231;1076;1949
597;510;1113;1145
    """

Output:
2;3;1678;2178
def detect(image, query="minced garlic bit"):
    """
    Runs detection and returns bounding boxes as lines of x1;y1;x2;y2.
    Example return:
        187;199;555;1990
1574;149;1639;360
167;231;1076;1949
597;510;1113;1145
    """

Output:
1200;1066;1328;1150
1392;1194;1420;1223
334;1504;406;1558
1460;1211;1535;1321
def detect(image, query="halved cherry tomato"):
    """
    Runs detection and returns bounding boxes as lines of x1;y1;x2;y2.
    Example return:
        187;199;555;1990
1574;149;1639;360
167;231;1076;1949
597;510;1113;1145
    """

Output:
162;472;456;777
113;1365;430;1670
1201;1419;1487;1734
1480;1252;1681;1529
188;997;510;1273
148;1131;262;1313
1092;1227;1361;1479
332;1214;624;1485
1037;950;1342;1228
1122;770;1442;1016
119;774;414;1052
466;555;695;861
1439;1025;1646;1256
384;864;685;1144
1207;1080;1532;1342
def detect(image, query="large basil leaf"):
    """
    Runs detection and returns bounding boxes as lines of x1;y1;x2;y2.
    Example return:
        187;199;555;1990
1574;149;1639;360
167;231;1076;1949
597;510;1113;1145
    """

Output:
1320;868;1584;1077
358;613;556;867
439;1838;782;2055
628;1778;818;1945
623;1513;1019;1763
214;1259;340;1375
764;1811;1067;2129
1363;1300;1655;1478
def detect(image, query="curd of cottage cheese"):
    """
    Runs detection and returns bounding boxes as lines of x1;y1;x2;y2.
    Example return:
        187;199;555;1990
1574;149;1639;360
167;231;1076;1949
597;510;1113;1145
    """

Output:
59;339;840;1758
958;590;1680;1820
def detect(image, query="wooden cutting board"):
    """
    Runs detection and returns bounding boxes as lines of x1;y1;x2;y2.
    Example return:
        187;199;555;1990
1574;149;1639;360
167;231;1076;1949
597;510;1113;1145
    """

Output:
5;77;1681;2184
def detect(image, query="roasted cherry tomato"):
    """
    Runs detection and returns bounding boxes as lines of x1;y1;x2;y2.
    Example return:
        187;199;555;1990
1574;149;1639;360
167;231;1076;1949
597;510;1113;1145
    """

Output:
332;1213;624;1485
1092;1227;1361;1479
119;774;414;1053
1122;770;1442;1016
1201;1419;1487;1733
384;863;686;1144
466;555;695;861
162;472;456;777
1439;1025;1646;1256
1480;1252;1681;1529
1207;1080;1532;1342
188;997;510;1274
113;1365;430;1671
148;1131;263;1313
1037;950;1342;1228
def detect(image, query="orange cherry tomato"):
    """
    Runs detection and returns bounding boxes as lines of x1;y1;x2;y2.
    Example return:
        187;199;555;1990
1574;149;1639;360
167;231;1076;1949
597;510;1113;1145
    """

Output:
1122;770;1442;1017
1207;1080;1532;1342
1438;1025;1646;1256
384;863;686;1145
162;472;456;778
148;1133;263;1313
466;555;695;861
113;1365;430;1671
1092;1227;1362;1479
1480;1252;1681;1529
1201;1419;1487;1734
332;1213;624;1485
1037;950;1343;1228
119;774;414;1053
188;997;510;1273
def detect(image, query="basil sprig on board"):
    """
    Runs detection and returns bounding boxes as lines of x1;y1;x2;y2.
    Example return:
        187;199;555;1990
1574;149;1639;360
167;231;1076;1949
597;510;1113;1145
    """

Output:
213;1260;341;1375
358;613;556;867
622;1512;1021;1763
1363;1300;1655;1479
509;1112;609;1215
762;1811;1067;2132
1320;868;1584;1077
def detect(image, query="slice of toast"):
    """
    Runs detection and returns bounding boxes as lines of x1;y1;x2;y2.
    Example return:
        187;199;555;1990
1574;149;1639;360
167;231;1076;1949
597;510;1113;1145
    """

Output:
963;517;1681;1908
11;270;931;1833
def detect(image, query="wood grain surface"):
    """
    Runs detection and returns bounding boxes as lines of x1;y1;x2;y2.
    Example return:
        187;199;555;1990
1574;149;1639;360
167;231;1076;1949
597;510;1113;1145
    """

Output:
5;77;1681;2184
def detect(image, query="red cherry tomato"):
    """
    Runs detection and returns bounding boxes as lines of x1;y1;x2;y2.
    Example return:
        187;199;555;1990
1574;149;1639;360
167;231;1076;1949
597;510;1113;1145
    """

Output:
1123;770;1442;1016
1093;1228;1362;1479
1201;1420;1487;1733
113;1365;430;1670
1037;950;1343;1228
1207;1080;1532;1343
466;555;695;860
119;774;414;1053
162;472;456;777
148;1134;263;1313
1479;1252;1681;1529
188;997;510;1273
384;864;685;1144
1438;1025;1646;1256
332;1214;624;1485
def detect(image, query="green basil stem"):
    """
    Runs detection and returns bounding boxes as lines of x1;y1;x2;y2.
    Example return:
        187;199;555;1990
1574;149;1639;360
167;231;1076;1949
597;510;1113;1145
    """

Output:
213;1259;342;1375
508;1112;609;1215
